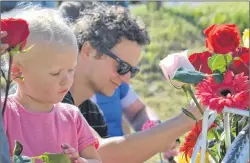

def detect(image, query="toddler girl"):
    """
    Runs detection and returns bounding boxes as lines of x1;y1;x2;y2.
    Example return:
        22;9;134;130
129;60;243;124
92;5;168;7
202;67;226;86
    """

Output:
1;5;101;163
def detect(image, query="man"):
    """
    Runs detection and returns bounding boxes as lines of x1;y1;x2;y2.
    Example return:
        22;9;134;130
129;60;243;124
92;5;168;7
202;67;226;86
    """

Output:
59;2;203;163
61;1;162;138
91;83;160;136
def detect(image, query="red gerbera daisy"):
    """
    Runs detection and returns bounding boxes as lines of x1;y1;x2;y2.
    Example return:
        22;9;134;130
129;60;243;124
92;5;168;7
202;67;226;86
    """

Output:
179;120;217;161
196;71;249;113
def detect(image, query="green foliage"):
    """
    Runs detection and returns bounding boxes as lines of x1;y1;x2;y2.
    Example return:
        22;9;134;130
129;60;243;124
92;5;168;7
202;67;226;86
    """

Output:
213;72;224;84
173;67;206;85
13;141;23;156
208;54;232;73
13;141;32;163
13;155;32;163
12;141;70;163
182;108;197;121
39;153;71;163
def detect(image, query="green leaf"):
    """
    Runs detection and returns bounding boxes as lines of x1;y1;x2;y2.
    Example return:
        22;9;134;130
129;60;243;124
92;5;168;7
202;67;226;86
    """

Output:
224;53;232;65
238;116;249;134
212;72;224;84
208;130;215;140
219;141;227;160
12;44;21;53
21;44;35;53
13;155;32;163
181;108;197;121
172;67;206;85
181;85;190;101
208;54;226;73
39;153;71;163
13;141;23;156
208;138;217;148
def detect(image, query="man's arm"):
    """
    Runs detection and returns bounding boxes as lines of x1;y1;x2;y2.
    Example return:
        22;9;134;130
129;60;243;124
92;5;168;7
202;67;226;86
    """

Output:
123;98;160;131
120;84;160;131
97;111;197;163
121;115;132;135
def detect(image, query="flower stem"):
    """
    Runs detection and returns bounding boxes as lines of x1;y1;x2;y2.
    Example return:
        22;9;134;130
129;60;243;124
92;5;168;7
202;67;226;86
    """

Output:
30;157;37;163
224;55;228;69
2;50;13;117
159;152;163;163
168;75;182;89
185;85;204;115
211;128;219;141
206;147;219;163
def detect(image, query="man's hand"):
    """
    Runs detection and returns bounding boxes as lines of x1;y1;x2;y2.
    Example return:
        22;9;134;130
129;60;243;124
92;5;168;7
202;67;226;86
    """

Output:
186;99;206;120
0;31;9;55
163;140;180;161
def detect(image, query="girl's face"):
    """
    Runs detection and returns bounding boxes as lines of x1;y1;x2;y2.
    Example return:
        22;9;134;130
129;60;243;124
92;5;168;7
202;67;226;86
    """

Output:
16;43;78;104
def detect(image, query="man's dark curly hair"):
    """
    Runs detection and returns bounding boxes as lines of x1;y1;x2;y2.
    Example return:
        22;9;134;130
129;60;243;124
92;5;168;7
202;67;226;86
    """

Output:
72;2;150;53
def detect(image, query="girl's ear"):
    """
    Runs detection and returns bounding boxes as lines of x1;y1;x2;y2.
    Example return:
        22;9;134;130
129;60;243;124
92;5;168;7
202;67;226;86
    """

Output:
10;63;24;83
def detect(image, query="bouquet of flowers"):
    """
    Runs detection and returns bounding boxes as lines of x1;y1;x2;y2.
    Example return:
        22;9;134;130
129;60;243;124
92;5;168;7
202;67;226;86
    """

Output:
159;24;249;163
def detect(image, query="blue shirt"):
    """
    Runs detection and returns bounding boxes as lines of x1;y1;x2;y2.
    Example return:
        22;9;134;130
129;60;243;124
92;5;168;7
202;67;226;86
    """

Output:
91;83;138;137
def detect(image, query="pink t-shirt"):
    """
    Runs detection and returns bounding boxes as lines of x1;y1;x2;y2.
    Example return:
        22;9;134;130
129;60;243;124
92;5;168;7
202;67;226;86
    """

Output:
2;95;96;158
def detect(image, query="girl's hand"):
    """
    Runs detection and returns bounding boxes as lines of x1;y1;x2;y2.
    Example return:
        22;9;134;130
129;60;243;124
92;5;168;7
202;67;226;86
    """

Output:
61;144;88;163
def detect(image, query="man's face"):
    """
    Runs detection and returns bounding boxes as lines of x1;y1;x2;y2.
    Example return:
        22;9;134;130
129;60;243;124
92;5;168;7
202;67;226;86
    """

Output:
84;38;141;96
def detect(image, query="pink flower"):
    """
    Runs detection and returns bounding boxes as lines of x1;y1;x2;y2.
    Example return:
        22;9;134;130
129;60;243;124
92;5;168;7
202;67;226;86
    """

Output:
159;50;195;81
141;120;160;131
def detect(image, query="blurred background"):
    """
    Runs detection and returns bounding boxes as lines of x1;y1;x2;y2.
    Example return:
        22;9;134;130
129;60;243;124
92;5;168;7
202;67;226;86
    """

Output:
1;1;249;162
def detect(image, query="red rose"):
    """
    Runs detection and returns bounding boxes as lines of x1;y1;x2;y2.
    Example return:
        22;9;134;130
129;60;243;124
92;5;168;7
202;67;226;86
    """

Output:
1;18;29;50
230;47;249;77
204;24;241;54
188;51;213;74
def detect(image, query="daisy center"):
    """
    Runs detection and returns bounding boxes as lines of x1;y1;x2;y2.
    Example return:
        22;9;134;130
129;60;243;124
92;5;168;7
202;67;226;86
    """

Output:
220;89;232;97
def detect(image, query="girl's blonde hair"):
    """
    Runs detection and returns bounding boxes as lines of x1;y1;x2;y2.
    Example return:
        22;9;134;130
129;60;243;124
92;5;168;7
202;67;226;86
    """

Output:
3;4;78;65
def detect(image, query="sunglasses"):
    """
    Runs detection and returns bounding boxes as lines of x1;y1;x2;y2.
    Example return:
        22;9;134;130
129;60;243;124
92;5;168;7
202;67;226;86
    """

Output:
99;47;140;78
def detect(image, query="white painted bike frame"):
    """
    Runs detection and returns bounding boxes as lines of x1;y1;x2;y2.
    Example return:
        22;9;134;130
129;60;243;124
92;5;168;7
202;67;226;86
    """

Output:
190;107;249;163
